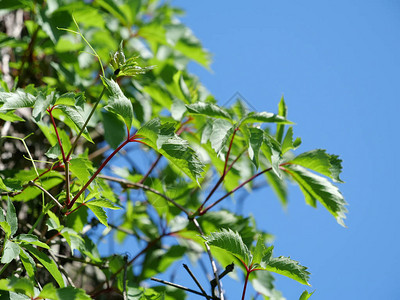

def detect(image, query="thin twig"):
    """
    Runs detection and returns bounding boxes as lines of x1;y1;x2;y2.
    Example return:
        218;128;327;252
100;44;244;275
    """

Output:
151;277;213;299
123;256;128;300
192;218;224;300
98;174;190;215
183;264;209;298
48;250;75;287
28;181;62;209
210;263;234;294
201;167;273;215
139;153;162;184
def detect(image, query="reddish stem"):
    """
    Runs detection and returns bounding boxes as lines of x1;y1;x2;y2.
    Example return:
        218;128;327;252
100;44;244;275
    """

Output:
67;137;132;209
201;167;273;215
199;127;239;211
48;106;66;163
241;269;251;300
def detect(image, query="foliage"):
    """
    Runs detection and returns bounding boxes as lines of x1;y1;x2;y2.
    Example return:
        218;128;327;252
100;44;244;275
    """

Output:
0;1;346;299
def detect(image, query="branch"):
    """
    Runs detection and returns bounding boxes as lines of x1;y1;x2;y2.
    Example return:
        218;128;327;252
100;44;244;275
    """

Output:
183;264;209;299
201;167;272;215
28;181;62;209
139;153;162;184
192;218;224;300
151;277;214;299
98;174;190;215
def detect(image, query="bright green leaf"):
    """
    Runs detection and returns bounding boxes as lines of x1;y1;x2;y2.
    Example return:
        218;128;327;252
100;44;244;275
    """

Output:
16;234;50;249
0;91;35;111
290;149;344;183
85;199;121;210
299;290;315;300
283;164;348;226
209;119;235;155
185;102;231;120
57;105;93;143
204;229;252;266
281;127;301;154
261;134;282;178
86;204;108;226
276;96;287;143
266;256;311;286
1;240;20;264
102;76;134;129
241;111;292;125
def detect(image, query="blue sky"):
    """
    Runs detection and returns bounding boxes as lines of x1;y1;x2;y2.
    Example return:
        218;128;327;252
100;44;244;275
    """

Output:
168;1;400;299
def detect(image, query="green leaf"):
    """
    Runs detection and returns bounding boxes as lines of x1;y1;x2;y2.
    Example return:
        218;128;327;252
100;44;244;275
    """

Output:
137;119;204;183
209;119;235;155
276;96;287;143
241;111;292;125
290;149;344;183
0;111;25;122
96;0;128;26
248;127;264;169
19;248;36;279
86;204;108;226
102;110;126;149
299;290;315;300
1;240;20;264
102;76;134;129
281;127;301;154
0;91;35;111
7;277;34;298
264;171;288;206
85;199;121;210
24;245;65;287
32;92;55;122
185;102;231;120
16;234;50;249
39;283;91;300
204;229;252;266
283;164;348;226
57;105;93;143
261;134;282;178
69;157;93;184
6;198;18;237
266;256;311;286
253;236;268;265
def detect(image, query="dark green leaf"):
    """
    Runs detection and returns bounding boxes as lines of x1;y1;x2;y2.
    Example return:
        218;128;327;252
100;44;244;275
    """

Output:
86;204;108;226
6;198;17;237
283;164;348;226
19;248;36;279
185;102;231;120
102;110;126;149
102;76;134;129
137;119;204;183
24;245;65;287
290;149;344;183
57;105;93;143
32;92;55;122
248;127;264;169
204;229;252;266
1;240;20;264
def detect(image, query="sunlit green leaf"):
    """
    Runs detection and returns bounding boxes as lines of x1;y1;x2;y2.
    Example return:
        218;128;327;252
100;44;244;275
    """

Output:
19;248;36;279
102;76;134;129
185;102;231;120
204;229;252;266
283;164;348;226
16;234;49;249
248;127;264;169
266;256;311;286
137;118;204;183
290;149;343;183
241;111;292;125
1;240;20;264
299;290;315;300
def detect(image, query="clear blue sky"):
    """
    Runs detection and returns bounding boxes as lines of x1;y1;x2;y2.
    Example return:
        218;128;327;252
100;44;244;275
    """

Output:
168;1;400;299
